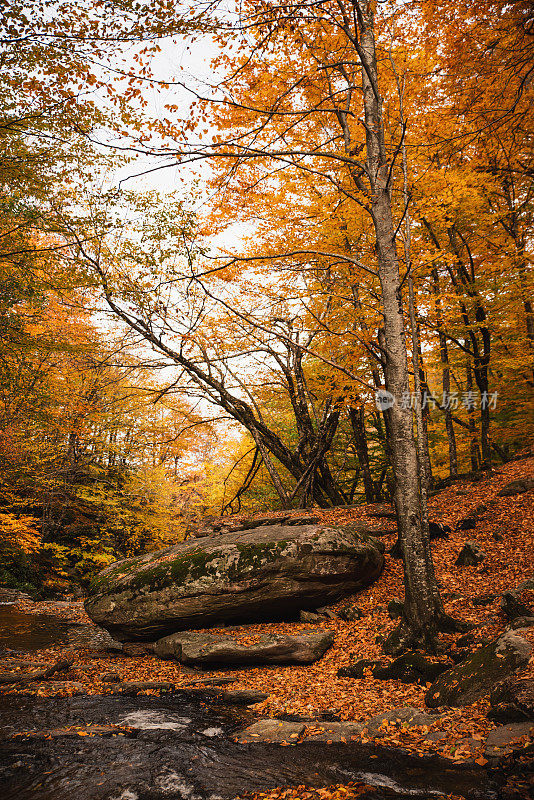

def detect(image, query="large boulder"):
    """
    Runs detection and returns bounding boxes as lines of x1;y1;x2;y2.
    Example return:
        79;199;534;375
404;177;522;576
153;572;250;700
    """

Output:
154;629;334;666
84;523;384;640
425;627;533;708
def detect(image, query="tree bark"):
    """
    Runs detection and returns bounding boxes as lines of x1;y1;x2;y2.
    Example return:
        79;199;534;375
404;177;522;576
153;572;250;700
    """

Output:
356;1;444;650
349;404;376;502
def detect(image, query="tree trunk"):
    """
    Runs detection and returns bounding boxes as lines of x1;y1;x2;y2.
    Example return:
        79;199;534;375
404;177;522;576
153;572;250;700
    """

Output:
465;351;481;471
357;1;444;651
432;269;458;476
349;405;376;502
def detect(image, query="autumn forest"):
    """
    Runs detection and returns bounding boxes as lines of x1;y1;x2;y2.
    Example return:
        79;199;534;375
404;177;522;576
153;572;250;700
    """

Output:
1;3;534;797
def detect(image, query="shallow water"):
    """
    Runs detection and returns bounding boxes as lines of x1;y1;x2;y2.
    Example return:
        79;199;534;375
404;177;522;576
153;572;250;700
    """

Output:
0;608;498;800
0;607;121;653
0;607;73;652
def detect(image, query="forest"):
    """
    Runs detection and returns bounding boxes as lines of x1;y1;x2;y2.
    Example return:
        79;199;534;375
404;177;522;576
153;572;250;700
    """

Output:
0;2;533;799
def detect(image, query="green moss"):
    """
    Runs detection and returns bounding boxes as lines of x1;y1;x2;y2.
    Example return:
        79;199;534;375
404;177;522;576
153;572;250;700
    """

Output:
89;539;298;596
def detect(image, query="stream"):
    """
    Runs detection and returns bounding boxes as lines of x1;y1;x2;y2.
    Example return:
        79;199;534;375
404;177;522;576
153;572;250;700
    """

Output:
0;607;505;800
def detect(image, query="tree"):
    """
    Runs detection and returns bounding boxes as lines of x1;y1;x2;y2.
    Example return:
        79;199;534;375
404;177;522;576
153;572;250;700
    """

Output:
83;0;463;650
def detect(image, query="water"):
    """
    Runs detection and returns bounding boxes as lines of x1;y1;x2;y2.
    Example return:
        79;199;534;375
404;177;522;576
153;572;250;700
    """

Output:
0;694;495;800
0;607;122;653
0;608;500;800
0;608;73;652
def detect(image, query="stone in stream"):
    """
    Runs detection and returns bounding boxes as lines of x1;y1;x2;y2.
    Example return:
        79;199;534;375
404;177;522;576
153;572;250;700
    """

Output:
303;721;362;742
362;707;438;738
154;629;334;666
235;718;305;744
425;626;533;708
84;523;384;640
484;721;534;758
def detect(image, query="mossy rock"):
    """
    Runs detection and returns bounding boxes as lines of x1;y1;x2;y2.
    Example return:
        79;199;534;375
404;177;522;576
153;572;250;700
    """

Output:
425;627;533;708
84;523;384;640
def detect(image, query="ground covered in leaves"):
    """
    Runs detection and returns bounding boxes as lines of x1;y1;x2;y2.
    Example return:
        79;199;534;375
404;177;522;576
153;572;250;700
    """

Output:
1;456;533;787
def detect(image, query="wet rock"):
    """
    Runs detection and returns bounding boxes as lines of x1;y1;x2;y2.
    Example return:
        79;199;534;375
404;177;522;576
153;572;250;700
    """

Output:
489;678;534;722
154;629;334;666
177;687;269;705
304;721;362;742
101;672;121;683
500;578;534;620
338;653;451;684
373;652;452;684
235;718;305;744
458;517;477;531
455;541;486;566
429;522;451;539
484;721;534;758
337;603;364;621
363;707;438;738
85;523;384;641
498;477;534;497
425;629;533;708
337;659;376;679
471;593;497;607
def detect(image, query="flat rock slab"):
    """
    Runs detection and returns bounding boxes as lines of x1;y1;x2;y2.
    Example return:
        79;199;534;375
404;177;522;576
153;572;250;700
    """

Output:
154;629;334;666
484;721;534;758
235;718;305;744
84;523;384;640
363;707;438;738
426;629;532;708
304;721;362;742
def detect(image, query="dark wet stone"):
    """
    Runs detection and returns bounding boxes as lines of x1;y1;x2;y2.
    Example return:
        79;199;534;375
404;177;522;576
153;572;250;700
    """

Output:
337;658;376;678
484;721;534;757
500;578;534;620
338;653;451;684
490;678;534;722
338;604;364;621
458;517;477;531
455;541;486;566
373;652;453;684
429;522;451;539
425;629;532;708
387;599;404;619
472;593;497;607
0;694;499;800
235;718;305;743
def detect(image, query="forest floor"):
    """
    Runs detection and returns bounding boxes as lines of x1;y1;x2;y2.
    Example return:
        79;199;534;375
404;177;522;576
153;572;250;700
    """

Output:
1;455;534;796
